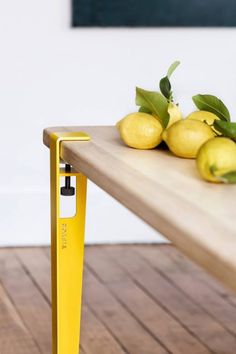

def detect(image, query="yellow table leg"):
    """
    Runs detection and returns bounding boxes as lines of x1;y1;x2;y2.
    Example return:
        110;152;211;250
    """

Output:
50;132;90;354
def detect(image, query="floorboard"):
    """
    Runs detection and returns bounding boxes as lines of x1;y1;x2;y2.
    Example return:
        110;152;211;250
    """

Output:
1;245;236;354
137;245;236;336
0;282;40;354
0;249;51;354
85;247;210;354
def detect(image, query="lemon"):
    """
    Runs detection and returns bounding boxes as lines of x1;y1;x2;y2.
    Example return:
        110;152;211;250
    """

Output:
186;110;219;125
162;119;215;158
167;102;183;127
117;112;163;149
197;137;236;182
186;110;220;134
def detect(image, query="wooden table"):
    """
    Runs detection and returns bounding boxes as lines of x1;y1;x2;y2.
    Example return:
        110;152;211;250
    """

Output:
43;125;236;354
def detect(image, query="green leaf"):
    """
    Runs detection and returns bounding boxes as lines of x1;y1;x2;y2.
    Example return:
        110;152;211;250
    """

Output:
210;164;236;183
139;106;152;114
213;120;236;139
167;60;180;78
159;61;180;101
136;87;169;128
159;76;172;100
192;94;230;122
216;171;236;184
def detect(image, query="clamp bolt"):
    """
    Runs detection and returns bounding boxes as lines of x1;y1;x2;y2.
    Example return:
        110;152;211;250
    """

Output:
60;164;75;196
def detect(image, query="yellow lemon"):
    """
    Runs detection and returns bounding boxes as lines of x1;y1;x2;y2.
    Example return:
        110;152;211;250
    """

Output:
167;102;183;127
117;112;163;149
162;119;215;158
197;137;236;182
186;110;220;134
186;110;219;125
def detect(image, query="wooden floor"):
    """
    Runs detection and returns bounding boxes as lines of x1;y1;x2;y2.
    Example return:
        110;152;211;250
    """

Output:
1;246;236;354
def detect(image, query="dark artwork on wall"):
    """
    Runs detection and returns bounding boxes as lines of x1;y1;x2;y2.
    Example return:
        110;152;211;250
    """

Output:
72;0;236;27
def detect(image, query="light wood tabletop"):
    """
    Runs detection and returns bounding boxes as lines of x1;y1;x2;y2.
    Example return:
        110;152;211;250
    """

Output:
43;126;236;292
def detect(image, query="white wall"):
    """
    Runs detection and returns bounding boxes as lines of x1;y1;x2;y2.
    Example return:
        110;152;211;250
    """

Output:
0;0;236;246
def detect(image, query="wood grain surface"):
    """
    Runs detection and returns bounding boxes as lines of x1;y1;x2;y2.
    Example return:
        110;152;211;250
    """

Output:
43;126;236;292
2;246;236;354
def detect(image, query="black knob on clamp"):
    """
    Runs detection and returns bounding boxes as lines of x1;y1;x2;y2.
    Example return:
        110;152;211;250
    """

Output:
61;164;75;196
